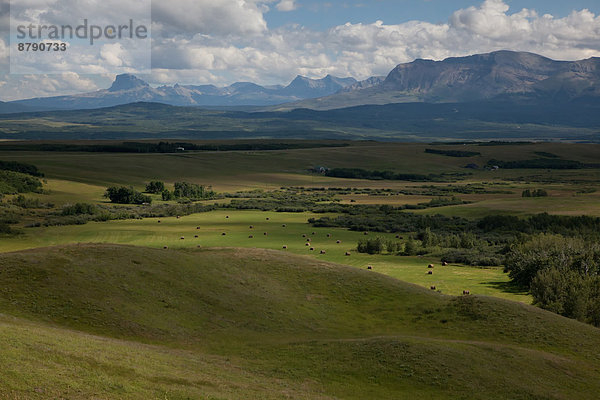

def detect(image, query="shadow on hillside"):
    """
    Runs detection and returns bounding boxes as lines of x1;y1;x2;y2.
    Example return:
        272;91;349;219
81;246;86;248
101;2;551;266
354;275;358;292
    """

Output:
484;280;529;296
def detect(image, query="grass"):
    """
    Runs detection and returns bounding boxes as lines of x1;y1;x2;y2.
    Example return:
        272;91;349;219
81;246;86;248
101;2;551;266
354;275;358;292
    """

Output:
0;244;598;399
0;210;527;302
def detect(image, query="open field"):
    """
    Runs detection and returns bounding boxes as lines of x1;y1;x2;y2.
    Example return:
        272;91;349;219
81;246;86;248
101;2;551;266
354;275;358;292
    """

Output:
1;140;599;398
0;244;598;399
0;210;524;302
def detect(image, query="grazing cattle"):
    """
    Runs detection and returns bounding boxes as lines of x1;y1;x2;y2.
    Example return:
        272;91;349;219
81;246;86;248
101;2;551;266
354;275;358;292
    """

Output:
180;236;185;240
282;224;287;227
283;245;288;249
222;233;227;236
336;240;342;244
226;216;229;219
345;252;351;256
310;247;314;251
266;217;270;220
176;216;180;219
305;243;310;246
194;235;198;238
197;245;201;248
163;246;168;249
249;235;254;238
428;264;435;269
249;225;254;229
427;271;433;275
320;250;326;254
158;220;161;223
442;261;448;266
196;227;201;230
264;232;268;236
430;286;436;290
312;232;316;235
306;238;311;242
327;234;331;237
463;290;470;295
364;232;369;235
367;265;372;270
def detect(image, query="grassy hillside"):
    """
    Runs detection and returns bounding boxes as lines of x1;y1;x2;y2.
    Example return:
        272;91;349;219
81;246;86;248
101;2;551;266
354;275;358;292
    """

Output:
0;244;599;399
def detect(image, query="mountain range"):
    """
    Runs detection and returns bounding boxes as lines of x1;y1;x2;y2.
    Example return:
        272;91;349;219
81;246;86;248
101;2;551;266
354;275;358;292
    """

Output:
2;50;600;115
275;51;600;110
6;74;358;112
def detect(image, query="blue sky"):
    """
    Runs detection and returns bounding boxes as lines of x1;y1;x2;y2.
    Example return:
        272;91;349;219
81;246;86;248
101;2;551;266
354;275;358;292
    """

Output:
265;0;600;29
2;0;600;100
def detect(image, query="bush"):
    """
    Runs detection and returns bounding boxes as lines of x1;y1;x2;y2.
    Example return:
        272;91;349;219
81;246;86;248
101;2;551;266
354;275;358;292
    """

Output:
61;203;97;216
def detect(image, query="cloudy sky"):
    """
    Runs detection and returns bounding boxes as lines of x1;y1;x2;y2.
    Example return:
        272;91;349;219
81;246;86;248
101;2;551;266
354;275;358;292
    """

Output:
1;0;600;100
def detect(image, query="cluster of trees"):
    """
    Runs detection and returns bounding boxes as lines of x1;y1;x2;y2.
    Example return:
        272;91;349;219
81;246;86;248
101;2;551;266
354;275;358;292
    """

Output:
323;168;470;182
0;160;44;177
505;234;600;326
522;189;548;197
486;158;589;170
146;180;215;201
425;148;481;158
477;213;600;237
104;187;152;205
145;181;165;194
2;142;347;153
0;170;43;195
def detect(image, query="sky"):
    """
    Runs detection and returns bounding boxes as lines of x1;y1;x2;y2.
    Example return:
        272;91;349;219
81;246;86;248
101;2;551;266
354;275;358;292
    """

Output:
1;0;600;100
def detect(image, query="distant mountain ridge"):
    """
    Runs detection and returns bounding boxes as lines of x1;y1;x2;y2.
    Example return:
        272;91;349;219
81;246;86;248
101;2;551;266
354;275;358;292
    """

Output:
5;74;358;112
3;50;600;115
273;51;600;110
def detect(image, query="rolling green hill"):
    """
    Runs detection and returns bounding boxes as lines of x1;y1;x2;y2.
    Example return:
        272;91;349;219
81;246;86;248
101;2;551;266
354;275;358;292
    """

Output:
1;244;599;399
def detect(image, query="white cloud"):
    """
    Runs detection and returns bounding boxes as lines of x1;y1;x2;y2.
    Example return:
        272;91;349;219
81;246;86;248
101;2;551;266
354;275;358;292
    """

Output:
276;0;297;12
2;0;600;100
152;0;268;37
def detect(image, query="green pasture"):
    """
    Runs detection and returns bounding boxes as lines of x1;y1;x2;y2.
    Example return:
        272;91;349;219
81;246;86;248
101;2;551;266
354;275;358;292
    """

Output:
0;245;597;399
0;209;527;302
